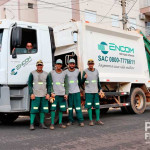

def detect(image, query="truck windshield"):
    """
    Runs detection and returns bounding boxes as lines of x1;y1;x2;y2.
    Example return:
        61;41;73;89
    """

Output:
0;29;3;52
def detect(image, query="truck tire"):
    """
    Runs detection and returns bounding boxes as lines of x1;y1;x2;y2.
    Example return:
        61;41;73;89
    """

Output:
127;88;146;114
0;113;18;124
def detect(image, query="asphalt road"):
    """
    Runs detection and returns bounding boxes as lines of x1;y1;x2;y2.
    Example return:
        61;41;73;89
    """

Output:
0;108;150;150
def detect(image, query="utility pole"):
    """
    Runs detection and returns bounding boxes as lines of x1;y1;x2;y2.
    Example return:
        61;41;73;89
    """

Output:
121;0;127;30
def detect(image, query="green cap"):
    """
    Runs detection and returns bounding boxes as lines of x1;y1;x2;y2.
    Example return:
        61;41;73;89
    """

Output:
69;59;75;64
56;59;63;64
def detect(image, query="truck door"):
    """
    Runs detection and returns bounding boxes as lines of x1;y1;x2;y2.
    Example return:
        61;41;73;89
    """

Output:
8;25;41;85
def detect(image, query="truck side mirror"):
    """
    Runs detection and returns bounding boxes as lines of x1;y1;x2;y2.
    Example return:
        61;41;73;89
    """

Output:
11;27;22;58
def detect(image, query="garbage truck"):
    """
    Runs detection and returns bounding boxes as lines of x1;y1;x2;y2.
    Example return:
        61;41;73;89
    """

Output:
0;19;150;124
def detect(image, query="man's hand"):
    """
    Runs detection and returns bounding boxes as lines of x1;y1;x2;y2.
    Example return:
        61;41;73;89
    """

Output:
12;48;16;54
64;95;68;101
45;94;50;100
99;90;105;98
84;73;88;79
30;94;35;100
51;93;56;98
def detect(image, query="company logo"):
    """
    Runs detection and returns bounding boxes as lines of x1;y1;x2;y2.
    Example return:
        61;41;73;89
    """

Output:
98;42;109;54
11;56;32;75
98;41;134;54
11;68;17;75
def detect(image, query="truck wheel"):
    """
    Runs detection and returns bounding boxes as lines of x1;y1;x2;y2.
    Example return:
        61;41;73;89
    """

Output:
127;88;146;114
0;113;18;124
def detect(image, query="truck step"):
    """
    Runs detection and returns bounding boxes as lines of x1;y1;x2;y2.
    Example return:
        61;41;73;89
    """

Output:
100;103;130;109
10;95;24;99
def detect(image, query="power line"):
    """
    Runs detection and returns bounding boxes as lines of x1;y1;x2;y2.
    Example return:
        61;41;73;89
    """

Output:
4;0;86;6
127;0;138;14
11;0;91;10
37;0;122;22
99;0;117;23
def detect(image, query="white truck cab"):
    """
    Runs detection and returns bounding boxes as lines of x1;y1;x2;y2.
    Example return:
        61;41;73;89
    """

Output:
0;20;55;123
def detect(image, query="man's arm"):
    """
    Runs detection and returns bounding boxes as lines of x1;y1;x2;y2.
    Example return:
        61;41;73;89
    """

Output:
28;73;33;95
64;74;69;95
81;71;86;85
97;71;102;92
49;73;54;94
78;72;81;87
46;73;51;95
98;77;102;92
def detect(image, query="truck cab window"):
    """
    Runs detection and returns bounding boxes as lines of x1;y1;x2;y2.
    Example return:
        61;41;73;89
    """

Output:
11;28;37;55
0;29;3;52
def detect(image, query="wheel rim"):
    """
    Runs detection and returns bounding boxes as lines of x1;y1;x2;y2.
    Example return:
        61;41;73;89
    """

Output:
134;94;144;110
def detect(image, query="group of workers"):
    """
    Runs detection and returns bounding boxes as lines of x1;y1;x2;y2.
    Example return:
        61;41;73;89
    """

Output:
28;58;104;130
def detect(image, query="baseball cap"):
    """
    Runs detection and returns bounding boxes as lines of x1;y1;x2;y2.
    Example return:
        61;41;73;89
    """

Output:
56;59;63;64
88;59;94;64
69;59;75;64
36;60;43;66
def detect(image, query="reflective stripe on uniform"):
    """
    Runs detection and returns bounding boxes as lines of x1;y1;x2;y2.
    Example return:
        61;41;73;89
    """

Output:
69;80;75;83
76;107;81;110
60;105;65;108
91;80;97;83
43;107;48;109
85;81;89;83
95;103;100;105
87;103;92;105
52;104;56;107
56;82;61;85
38;82;44;85
32;82;44;85
69;80;78;84
68;108;72;110
55;82;64;86
33;107;38;109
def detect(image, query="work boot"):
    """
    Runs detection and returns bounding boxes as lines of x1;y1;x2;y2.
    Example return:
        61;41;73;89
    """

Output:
59;124;66;129
39;123;47;129
67;122;73;126
89;121;94;126
50;124;55;130
29;124;35;130
79;122;84;127
96;120;104;125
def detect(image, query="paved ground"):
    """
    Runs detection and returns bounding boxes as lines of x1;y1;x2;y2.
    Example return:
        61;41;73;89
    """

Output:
0;108;150;150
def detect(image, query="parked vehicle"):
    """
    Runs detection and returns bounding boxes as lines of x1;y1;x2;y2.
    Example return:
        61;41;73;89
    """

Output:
0;20;149;124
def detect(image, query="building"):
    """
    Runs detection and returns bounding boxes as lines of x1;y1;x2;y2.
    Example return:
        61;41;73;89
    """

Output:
0;0;38;22
0;0;145;33
140;0;150;39
37;0;145;32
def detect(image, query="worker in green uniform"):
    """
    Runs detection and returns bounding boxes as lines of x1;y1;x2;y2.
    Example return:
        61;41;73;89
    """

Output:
28;60;51;130
49;59;68;130
65;59;84;127
81;59;104;126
